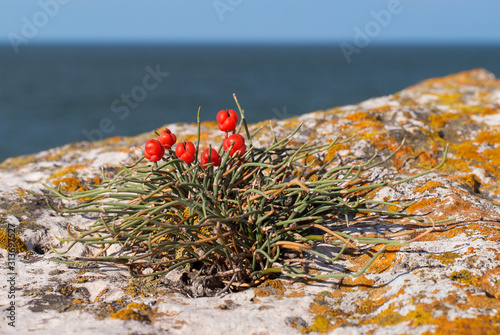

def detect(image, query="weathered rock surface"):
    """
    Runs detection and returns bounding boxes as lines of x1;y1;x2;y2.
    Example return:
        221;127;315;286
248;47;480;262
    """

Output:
1;69;500;334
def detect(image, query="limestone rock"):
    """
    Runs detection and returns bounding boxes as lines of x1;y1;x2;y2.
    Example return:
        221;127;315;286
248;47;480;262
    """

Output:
1;69;500;334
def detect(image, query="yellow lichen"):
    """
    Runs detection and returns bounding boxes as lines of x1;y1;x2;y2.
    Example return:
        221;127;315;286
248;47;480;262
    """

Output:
48;165;87;179
354;297;386;314
484;146;500;165
449;270;477;286
74;276;89;283
306;315;335;334
126;302;150;311
110;309;147;322
60;284;77;296
0;228;28;253
433;93;463;105
323;143;350;162
51;177;88;192
363;303;405;326
428;112;461;128
428;252;461;266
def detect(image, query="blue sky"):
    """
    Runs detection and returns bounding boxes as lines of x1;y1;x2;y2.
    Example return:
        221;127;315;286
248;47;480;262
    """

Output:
1;0;499;45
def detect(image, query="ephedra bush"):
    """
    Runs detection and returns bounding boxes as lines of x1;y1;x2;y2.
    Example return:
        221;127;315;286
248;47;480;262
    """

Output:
45;95;452;293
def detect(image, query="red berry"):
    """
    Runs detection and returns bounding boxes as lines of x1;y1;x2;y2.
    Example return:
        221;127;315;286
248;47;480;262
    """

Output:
223;134;246;157
144;139;165;162
216;109;239;132
175;141;196;164
157;128;177;149
200;148;221;169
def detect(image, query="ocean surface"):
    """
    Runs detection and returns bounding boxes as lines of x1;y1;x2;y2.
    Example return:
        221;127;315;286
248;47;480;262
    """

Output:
1;44;500;162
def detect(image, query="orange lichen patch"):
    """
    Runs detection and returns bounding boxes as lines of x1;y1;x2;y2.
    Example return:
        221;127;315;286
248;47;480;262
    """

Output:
484;146;500;165
453;142;485;162
479;268;500;299
421;314;500;335
308;300;338;319
369;246;401;273
323;142;350;162
59;284;77;296
406;195;490;240
338;111;386;142
341;274;375;291
51;177;87;192
479;106;499;116
405;197;438;215
95;288;109;301
450;174;481;193
417;151;438;168
74;276;90;283
344;244;401;274
364;299;447;328
365;289;500;333
369;136;413;170
414;181;444;193
484;162;500;181
87;176;101;185
369;105;392;112
253;279;287;297
442;158;471;173
344;111;378;122
441;222;500;241
475;128;500;144
48;165;88;180
457;290;500;311
453;68;499;86
427;252;461;266
285;290;305;298
449;270;478;286
428;112;461;128
420;69;489;88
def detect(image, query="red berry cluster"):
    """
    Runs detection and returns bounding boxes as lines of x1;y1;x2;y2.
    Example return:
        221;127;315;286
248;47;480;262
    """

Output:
216;109;238;133
143;109;246;168
143;128;177;162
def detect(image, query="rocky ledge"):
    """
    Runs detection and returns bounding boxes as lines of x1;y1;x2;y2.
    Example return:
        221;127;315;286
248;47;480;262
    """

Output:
1;69;500;335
